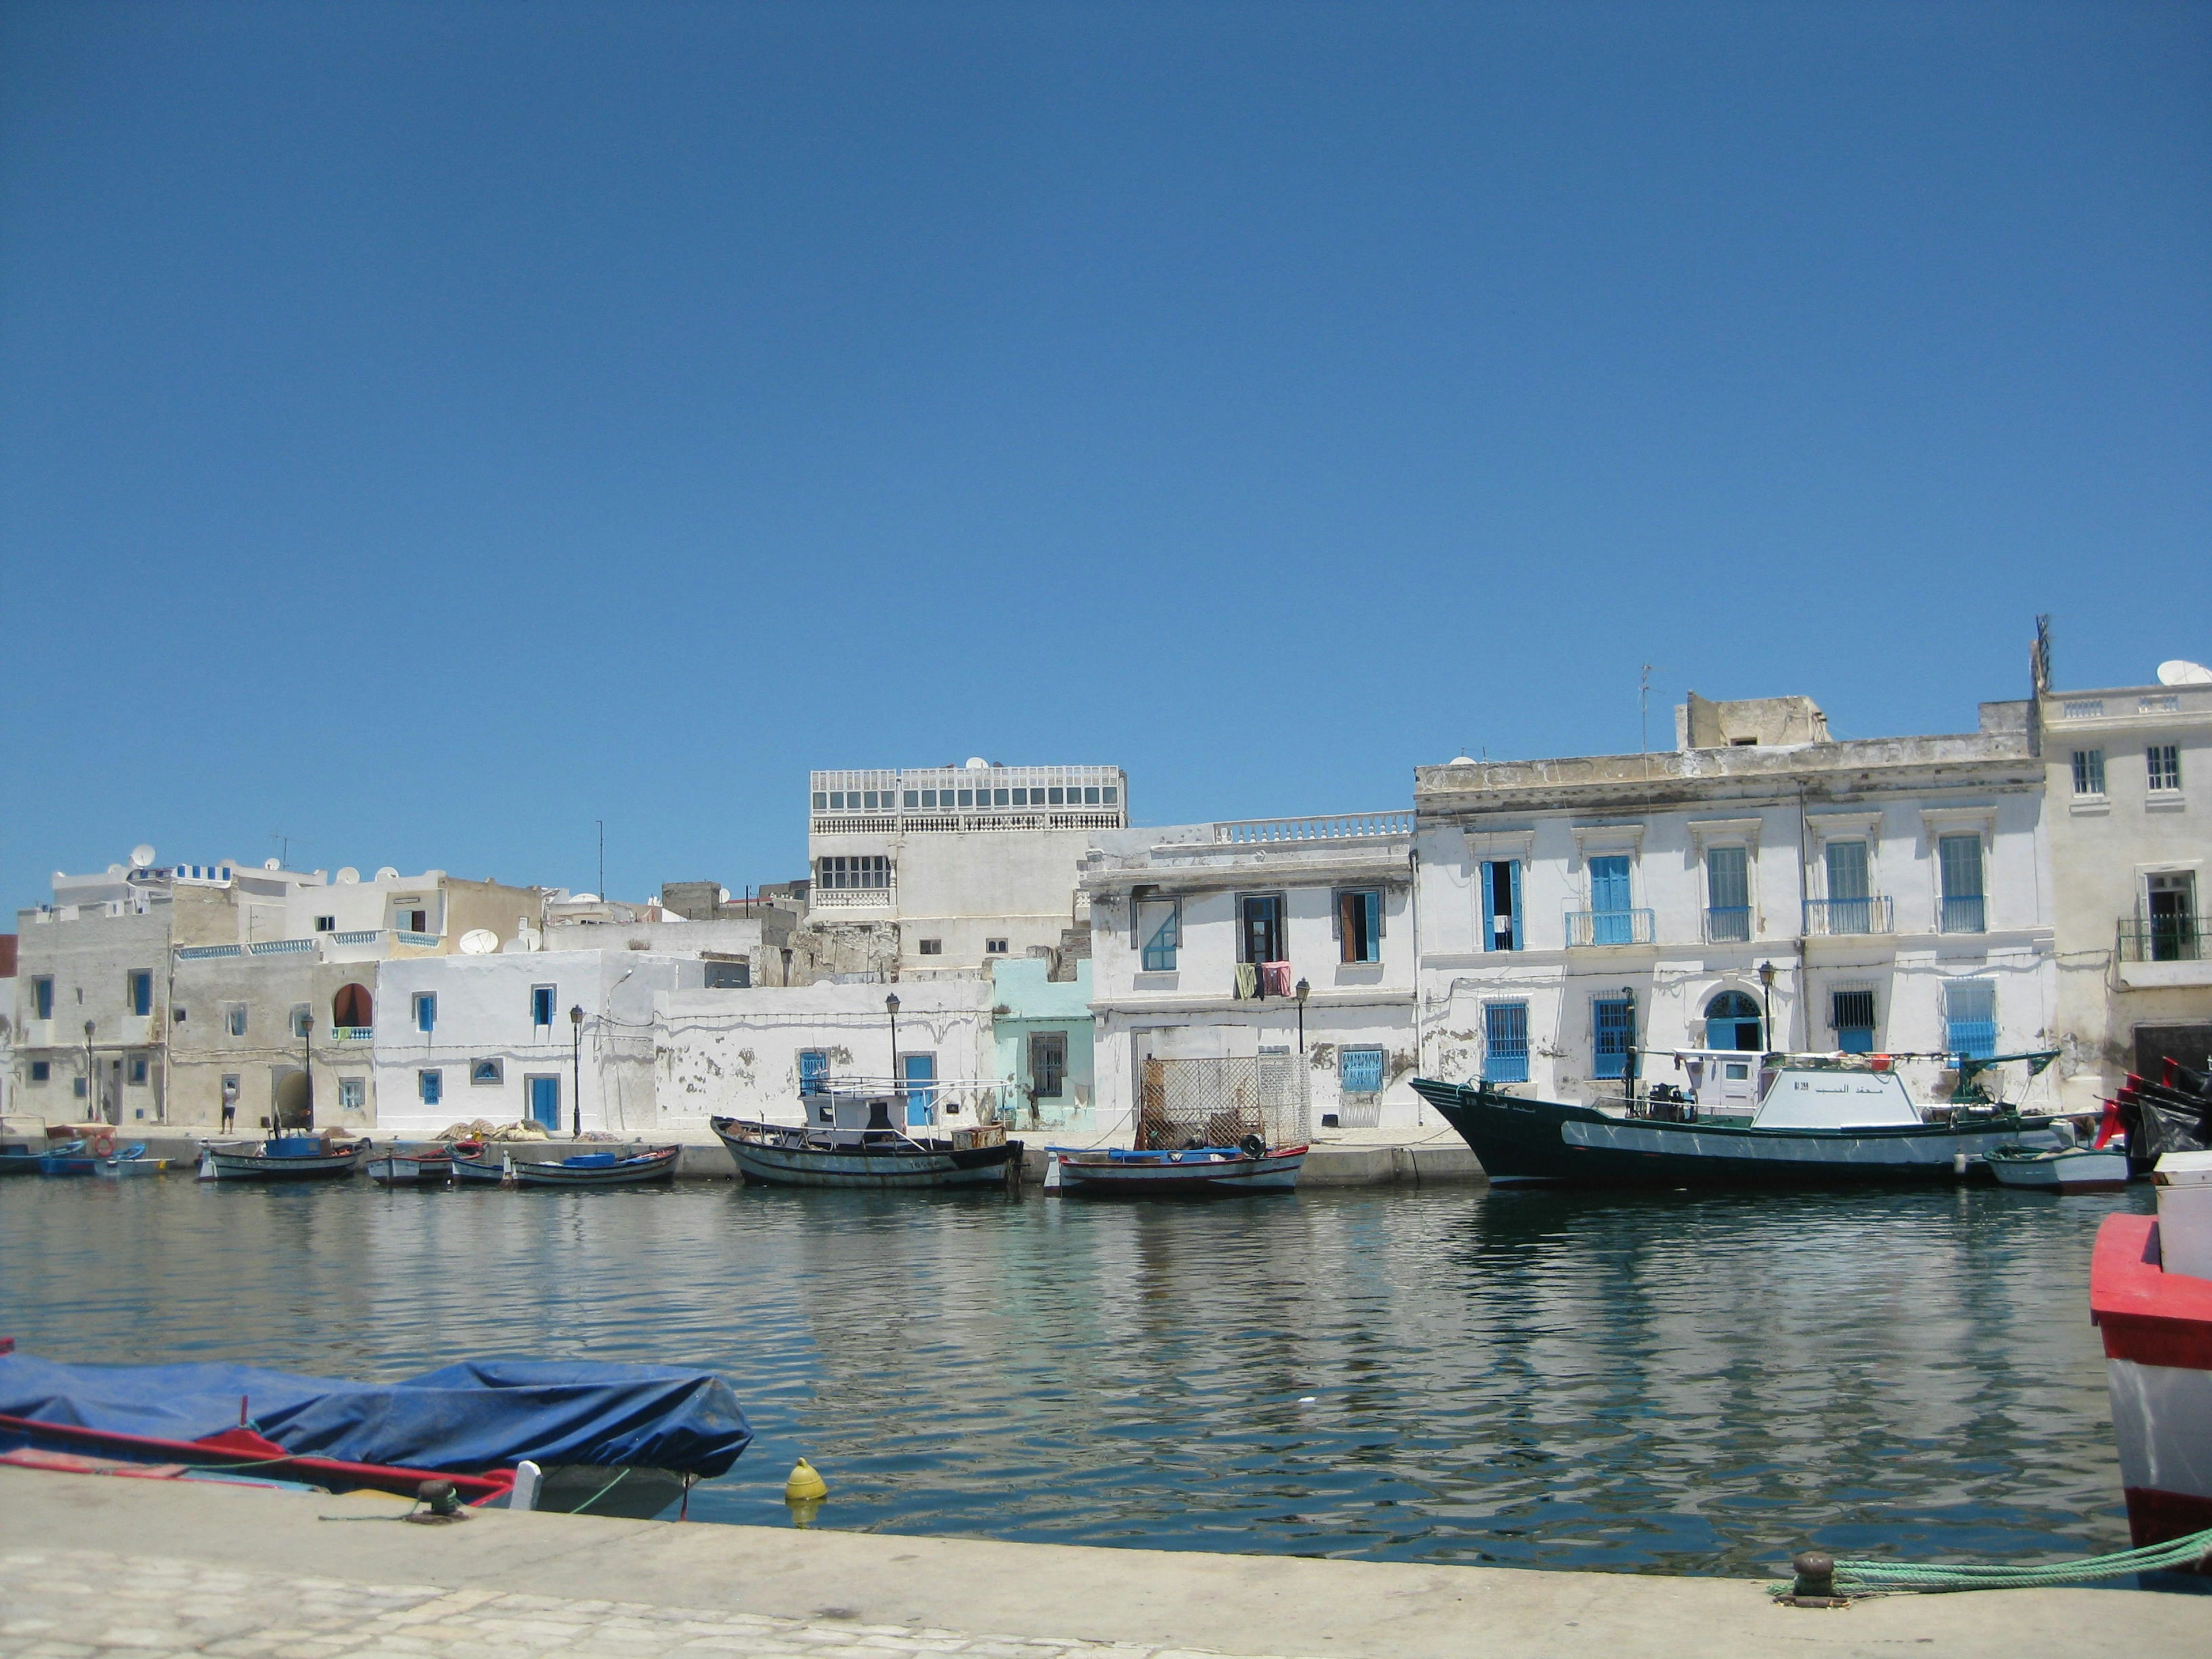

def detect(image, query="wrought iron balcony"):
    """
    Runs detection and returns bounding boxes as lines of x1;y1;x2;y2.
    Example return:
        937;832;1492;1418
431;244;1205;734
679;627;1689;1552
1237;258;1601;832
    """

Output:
1803;896;1895;937
1938;895;1986;934
1703;906;1752;944
1564;908;1656;948
2118;915;2209;963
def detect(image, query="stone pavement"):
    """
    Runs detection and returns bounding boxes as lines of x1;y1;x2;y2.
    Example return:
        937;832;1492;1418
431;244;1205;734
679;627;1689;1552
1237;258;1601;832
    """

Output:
0;1549;1275;1659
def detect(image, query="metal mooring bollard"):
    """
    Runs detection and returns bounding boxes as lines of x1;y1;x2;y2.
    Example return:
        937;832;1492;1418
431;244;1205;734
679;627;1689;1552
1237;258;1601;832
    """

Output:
404;1479;469;1524
1785;1550;1848;1608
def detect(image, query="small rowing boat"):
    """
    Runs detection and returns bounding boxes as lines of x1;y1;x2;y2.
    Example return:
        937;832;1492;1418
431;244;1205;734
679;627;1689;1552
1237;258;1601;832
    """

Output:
1986;1142;2133;1193
95;1149;169;1179
197;1134;369;1183
1044;1138;1306;1195
35;1139;98;1177
366;1146;456;1187
506;1145;681;1188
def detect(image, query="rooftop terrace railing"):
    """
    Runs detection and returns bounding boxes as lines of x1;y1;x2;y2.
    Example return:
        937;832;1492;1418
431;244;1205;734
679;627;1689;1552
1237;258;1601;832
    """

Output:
2118;914;2209;963
1212;812;1412;845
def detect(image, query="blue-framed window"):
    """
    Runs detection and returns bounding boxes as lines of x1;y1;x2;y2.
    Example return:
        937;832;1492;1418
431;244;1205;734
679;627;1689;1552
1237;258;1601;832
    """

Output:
1336;889;1383;963
798;1049;830;1095
127;970;153;1017
1944;980;1997;1060
1340;1046;1385;1096
1593;997;1635;1080
1938;835;1985;934
1137;895;1180;972
1483;1003;1530;1083
418;1069;442;1105
1590;856;1634;945
1831;988;1876;1054
531;984;556;1027
1705;846;1750;942
414;992;436;1033
32;976;54;1020
1479;859;1523;952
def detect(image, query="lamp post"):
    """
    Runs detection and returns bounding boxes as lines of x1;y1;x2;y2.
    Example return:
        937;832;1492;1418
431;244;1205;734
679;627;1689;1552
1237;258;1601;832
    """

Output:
570;1005;584;1137
1621;986;1639;1099
82;1020;97;1125
297;1006;311;1132
1295;978;1310;1054
885;993;901;1094
1756;960;1777;1052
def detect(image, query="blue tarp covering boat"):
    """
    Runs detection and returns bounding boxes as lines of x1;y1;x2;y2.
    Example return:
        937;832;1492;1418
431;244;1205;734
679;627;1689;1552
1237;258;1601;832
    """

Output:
0;1353;751;1476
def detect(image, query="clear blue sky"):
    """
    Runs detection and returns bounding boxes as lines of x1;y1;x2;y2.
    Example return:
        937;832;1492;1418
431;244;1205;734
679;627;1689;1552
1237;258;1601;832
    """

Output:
3;1;2206;911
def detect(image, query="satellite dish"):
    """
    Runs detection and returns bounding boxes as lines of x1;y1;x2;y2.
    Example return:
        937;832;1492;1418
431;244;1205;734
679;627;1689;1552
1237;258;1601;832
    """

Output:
264;858;282;870
459;928;501;955
964;756;988;770
335;867;360;885
375;866;399;881
107;863;124;876
573;892;601;903
130;844;156;869
1449;755;1476;766
2157;659;2212;686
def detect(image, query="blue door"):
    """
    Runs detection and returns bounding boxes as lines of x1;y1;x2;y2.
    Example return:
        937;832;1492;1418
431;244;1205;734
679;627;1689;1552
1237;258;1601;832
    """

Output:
1590;855;1633;945
902;1053;936;1126
529;1075;561;1131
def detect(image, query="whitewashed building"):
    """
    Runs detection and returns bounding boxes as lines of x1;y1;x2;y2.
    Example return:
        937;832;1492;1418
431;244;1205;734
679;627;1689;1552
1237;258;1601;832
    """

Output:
1081;812;1420;1140
1412;692;2059;1113
805;761;1126;976
2041;661;2212;1109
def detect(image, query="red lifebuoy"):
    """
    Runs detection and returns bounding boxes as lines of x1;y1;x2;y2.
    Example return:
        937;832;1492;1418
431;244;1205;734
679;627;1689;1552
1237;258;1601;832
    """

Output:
90;1132;116;1158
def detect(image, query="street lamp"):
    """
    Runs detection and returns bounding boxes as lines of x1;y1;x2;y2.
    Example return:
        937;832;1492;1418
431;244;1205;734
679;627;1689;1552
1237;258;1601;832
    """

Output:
1756;960;1777;1051
570;1005;585;1137
83;1020;97;1125
885;993;901;1093
1620;986;1639;1097
1295;978;1310;1054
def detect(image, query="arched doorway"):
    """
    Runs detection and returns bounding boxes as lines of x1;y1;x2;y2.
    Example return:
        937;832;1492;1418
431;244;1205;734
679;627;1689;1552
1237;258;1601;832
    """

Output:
1705;990;1764;1052
332;983;372;1031
274;1067;313;1130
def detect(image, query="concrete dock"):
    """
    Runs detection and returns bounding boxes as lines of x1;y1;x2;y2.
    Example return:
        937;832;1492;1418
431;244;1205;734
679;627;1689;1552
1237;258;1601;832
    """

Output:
0;1468;2195;1658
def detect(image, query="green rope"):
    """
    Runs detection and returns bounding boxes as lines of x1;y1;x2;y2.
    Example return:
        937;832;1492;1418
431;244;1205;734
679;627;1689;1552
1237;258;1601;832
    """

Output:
1770;1527;2212;1597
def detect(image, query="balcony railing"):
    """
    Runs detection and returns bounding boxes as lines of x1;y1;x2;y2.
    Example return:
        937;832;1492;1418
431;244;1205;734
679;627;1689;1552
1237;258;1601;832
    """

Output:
1565;908;1656;948
1213;812;1413;845
1703;906;1751;944
1938;895;1986;934
2119;915;2209;963
810;885;896;909
1804;896;1895;937
329;1026;374;1042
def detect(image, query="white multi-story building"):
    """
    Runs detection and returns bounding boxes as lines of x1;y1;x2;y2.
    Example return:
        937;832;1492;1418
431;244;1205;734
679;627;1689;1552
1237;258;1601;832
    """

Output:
805;760;1126;975
1411;692;2059;1112
1081;812;1421;1138
2041;662;2212;1108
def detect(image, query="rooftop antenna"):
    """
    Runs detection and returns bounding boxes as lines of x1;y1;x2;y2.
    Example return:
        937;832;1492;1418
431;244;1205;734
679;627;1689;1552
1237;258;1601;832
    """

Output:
1639;665;1659;753
597;819;605;903
270;832;291;868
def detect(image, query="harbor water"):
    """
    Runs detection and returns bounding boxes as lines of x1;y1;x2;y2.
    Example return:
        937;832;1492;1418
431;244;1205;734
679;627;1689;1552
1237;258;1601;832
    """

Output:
2;1178;2153;1578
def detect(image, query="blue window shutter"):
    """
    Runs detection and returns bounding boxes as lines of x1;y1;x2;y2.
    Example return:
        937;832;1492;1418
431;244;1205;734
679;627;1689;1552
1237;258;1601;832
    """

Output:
1340;1047;1384;1094
1365;893;1381;961
1592;856;1631;912
1479;862;1497;952
1509;861;1524;950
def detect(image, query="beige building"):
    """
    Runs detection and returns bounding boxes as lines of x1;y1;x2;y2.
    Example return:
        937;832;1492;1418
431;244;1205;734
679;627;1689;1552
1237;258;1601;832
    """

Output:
2041;664;2212;1110
12;855;548;1130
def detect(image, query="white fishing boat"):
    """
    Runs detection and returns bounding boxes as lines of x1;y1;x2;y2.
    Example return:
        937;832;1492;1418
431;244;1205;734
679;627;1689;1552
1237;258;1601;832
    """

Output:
366;1146;456;1187
1044;1139;1306;1196
196;1133;369;1182
712;1082;1020;1191
1985;1142;2131;1193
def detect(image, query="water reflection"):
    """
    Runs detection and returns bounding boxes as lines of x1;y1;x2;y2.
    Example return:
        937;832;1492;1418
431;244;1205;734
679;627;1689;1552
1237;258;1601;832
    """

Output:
3;1179;2145;1575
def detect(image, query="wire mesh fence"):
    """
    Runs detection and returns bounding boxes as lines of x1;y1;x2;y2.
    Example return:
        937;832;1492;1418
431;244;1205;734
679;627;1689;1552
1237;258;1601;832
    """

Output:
1137;1055;1310;1150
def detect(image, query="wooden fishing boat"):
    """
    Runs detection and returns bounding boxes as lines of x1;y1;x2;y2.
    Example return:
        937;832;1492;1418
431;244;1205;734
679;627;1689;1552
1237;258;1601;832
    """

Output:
448;1142;510;1185
1413;1051;2068;1188
506;1145;681;1188
712;1089;1020;1191
196;1134;370;1182
2089;1198;2212;1547
1985;1142;2131;1193
1044;1138;1306;1195
35;1139;97;1177
94;1149;170;1179
366;1146;456;1187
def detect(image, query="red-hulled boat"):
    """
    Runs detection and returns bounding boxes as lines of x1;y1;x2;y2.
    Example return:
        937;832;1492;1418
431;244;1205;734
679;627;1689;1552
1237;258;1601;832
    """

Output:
2088;1211;2212;1546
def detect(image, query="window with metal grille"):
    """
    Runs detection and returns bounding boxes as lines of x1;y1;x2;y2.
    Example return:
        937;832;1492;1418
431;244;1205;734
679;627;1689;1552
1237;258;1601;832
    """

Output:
414;993;435;1033
1340;1046;1385;1096
1593;997;1635;1080
2071;749;2105;796
2147;744;2181;792
339;1077;366;1109
418;1069;442;1105
1029;1031;1067;1099
798;1050;829;1094
1830;989;1877;1053
1944;979;1997;1060
1336;888;1382;963
1483;1003;1530;1082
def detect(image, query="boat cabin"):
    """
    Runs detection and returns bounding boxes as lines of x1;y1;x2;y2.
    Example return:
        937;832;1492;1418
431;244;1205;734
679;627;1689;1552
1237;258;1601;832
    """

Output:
805;1090;910;1136
1658;1051;1925;1129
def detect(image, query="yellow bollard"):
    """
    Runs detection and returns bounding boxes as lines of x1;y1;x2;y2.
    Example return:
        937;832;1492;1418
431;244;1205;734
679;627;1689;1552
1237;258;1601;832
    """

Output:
784;1457;828;1504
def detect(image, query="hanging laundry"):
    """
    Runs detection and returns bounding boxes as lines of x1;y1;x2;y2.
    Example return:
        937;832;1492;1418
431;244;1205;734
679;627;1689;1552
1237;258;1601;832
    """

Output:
1234;961;1260;1001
